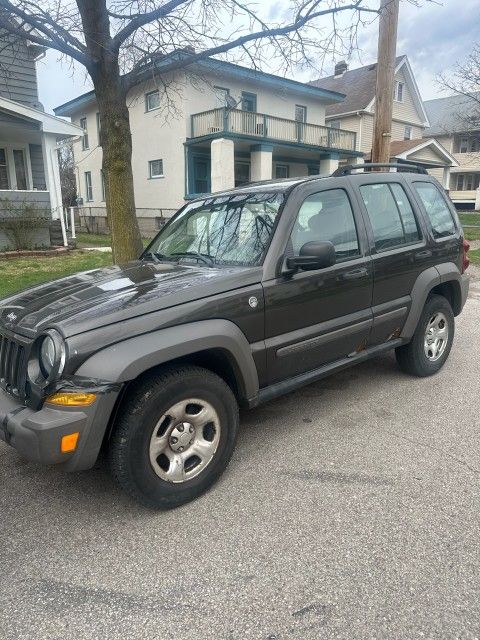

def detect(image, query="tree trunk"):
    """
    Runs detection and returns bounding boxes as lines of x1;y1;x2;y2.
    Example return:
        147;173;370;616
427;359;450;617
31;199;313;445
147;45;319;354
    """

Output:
77;0;143;263
94;74;143;263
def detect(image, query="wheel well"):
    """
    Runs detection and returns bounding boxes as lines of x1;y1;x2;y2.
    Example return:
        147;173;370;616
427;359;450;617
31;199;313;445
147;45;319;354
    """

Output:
429;280;462;315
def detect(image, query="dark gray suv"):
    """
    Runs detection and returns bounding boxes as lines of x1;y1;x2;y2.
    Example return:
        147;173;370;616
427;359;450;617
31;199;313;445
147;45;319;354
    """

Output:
0;164;470;508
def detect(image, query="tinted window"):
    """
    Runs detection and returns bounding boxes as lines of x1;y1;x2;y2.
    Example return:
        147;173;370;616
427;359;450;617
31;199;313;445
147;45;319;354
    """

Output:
413;182;456;238
360;183;421;250
291;189;359;260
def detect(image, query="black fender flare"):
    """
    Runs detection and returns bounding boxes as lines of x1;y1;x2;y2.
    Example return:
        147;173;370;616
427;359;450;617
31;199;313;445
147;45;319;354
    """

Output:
401;263;462;339
75;319;259;403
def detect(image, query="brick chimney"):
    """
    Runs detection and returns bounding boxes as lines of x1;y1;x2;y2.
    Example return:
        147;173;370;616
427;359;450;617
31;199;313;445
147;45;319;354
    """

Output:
334;60;348;78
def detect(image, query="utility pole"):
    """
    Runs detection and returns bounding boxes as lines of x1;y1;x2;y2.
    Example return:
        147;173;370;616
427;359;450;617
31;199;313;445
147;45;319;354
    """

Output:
371;0;400;164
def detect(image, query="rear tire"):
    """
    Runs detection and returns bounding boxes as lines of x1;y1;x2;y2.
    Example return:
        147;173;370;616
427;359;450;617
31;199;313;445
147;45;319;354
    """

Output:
395;294;454;377
108;365;239;509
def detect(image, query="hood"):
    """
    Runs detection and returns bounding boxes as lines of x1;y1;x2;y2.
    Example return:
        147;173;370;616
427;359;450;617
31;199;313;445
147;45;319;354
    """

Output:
0;260;262;338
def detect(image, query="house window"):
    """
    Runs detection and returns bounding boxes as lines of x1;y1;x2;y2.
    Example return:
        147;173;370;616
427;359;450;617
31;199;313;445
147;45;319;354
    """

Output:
394;81;404;102
101;170;106;201
149;159;164;178
214;86;230;108
85;171;93;201
80;117;89;150
146;90;160;112
234;161;250;186
459;137;469;153
13;149;27;190
295;105;307;123
404;125;412;140
96;112;101;144
275;164;289;179
0;148;9;189
456;173;480;191
329;120;341;129
241;92;257;113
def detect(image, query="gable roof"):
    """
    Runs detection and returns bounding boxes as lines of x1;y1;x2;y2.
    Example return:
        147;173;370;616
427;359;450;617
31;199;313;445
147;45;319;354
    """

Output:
310;55;429;125
54;52;346;117
424;92;480;135
364;137;457;166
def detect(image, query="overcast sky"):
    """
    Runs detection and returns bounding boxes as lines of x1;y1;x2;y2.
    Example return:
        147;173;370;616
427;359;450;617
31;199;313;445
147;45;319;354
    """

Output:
37;0;478;114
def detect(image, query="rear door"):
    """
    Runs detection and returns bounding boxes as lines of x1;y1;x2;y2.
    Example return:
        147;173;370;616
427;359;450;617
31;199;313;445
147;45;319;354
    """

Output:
351;174;432;346
262;180;373;384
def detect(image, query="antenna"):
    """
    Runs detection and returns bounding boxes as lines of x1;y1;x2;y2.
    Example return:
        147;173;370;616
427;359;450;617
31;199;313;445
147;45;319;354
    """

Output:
226;94;241;109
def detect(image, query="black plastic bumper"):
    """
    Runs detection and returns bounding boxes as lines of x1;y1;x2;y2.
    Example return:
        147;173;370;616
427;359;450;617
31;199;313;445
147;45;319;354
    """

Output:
0;385;120;471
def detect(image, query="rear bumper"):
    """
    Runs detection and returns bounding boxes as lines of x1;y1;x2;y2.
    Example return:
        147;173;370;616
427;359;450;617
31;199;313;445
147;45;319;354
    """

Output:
0;385;119;471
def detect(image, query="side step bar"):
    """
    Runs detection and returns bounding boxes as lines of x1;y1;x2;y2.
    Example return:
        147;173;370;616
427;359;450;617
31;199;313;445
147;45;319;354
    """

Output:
249;339;403;408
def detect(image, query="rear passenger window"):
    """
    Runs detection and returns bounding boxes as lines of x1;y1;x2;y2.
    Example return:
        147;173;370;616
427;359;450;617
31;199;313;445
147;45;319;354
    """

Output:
413;182;456;239
291;188;359;261
360;183;421;250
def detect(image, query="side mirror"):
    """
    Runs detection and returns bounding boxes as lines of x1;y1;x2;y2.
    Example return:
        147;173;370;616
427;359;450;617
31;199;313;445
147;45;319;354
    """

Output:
286;241;336;271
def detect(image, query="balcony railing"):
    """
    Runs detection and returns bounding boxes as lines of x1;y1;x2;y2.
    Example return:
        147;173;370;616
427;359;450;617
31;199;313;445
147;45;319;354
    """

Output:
191;107;357;152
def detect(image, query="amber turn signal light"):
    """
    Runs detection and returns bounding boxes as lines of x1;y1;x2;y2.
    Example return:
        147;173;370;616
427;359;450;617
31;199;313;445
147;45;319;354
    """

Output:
61;432;79;453
46;392;97;407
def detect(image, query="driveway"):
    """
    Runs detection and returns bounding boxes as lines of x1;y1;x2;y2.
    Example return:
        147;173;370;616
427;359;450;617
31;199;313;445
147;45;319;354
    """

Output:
1;286;479;640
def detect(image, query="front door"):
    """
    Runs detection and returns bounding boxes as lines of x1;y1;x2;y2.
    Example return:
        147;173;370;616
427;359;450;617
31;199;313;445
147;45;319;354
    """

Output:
192;155;211;195
263;184;373;384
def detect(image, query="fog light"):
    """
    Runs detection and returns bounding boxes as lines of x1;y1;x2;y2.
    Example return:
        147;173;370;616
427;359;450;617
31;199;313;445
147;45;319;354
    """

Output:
61;432;79;453
46;392;97;407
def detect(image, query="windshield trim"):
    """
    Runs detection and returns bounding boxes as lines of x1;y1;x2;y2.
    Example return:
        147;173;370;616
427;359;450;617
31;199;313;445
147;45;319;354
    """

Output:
141;190;289;268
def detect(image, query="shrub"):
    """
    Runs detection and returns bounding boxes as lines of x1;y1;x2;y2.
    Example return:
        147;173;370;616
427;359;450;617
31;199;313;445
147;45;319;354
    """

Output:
0;198;51;250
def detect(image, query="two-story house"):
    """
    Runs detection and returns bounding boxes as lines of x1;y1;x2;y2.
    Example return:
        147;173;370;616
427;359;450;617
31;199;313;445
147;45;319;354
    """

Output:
424;93;480;210
0;29;81;248
310;56;458;187
54;53;362;234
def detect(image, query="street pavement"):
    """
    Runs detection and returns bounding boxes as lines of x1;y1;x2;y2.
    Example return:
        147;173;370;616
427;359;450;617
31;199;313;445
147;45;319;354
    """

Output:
1;283;479;640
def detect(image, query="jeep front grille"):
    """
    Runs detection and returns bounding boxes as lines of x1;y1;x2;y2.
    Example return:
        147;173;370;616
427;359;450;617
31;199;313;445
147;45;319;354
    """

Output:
0;333;28;399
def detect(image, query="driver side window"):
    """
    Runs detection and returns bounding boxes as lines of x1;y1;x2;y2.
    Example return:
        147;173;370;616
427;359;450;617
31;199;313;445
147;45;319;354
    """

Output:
291;188;360;260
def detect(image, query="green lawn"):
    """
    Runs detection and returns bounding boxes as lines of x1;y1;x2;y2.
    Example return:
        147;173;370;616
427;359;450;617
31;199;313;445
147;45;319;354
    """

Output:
0;250;113;299
469;248;480;266
76;232;151;248
458;213;480;241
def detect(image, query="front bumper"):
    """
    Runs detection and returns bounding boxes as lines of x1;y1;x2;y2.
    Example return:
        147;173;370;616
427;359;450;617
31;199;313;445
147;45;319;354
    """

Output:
0;385;119;471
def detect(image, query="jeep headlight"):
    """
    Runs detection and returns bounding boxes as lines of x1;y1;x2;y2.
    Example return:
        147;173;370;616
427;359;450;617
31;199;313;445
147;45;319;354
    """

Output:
29;330;66;385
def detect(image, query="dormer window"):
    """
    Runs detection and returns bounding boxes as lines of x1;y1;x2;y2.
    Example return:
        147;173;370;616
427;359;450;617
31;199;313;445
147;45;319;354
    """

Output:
394;81;404;102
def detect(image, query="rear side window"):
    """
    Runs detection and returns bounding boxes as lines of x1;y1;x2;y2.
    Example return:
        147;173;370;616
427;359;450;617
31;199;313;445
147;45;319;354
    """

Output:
413;182;456;239
359;183;421;251
291;188;359;261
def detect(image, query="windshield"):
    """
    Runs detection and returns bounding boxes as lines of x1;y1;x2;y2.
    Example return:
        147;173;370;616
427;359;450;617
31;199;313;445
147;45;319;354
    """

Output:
145;192;284;267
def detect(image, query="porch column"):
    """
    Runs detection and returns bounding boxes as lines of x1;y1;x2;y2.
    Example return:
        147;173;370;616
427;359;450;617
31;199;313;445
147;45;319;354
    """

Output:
443;166;451;190
350;155;364;165
211;138;234;192
319;153;339;175
41;133;63;220
475;188;480;211
250;144;273;182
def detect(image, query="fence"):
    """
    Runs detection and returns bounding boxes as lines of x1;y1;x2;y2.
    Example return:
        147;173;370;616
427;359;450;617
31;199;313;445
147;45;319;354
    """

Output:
74;206;177;238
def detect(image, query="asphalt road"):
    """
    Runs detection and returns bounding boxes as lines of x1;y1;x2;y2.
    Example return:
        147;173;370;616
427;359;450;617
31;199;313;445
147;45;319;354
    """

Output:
1;285;480;640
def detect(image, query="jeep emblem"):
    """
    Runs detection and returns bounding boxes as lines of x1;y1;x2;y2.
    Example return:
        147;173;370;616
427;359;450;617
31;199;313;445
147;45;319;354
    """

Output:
6;312;17;322
248;296;258;309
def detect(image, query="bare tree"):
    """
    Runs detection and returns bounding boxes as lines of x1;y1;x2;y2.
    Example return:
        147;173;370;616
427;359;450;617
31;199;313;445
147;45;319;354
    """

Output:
438;43;480;134
58;145;77;208
0;0;382;261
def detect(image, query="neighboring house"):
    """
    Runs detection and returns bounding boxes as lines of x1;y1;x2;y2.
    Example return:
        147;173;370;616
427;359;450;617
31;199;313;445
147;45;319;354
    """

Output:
424;93;480;210
310;56;457;187
0;29;81;249
54;52;362;234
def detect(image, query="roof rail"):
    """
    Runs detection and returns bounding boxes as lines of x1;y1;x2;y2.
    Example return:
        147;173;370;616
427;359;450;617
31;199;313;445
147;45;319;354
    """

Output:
332;163;428;177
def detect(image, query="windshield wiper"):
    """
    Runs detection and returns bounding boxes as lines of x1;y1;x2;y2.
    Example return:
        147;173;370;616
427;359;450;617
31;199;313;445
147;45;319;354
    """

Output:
171;251;215;267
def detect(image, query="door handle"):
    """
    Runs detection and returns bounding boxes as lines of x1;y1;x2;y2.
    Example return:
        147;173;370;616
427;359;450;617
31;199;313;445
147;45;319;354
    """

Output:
415;250;432;260
342;267;368;280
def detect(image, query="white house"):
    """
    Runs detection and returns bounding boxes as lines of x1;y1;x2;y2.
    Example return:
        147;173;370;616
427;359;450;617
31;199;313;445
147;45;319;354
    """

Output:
54;53;362;234
310;56;458;187
0;29;81;248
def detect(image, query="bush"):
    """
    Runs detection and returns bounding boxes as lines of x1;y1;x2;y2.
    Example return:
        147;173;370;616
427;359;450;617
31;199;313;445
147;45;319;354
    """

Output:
0;198;51;251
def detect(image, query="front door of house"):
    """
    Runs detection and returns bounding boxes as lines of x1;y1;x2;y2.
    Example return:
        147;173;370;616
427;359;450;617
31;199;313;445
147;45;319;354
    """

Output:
192;156;211;195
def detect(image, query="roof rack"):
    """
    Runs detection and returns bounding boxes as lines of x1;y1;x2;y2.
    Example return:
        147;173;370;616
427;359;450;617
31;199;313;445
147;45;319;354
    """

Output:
332;163;428;177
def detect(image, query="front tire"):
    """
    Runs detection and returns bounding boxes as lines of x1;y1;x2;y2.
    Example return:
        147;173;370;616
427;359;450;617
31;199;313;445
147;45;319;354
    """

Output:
108;366;239;509
395;294;454;377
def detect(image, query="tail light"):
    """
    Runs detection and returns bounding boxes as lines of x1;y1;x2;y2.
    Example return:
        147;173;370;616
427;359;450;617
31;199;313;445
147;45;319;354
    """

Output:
462;238;470;274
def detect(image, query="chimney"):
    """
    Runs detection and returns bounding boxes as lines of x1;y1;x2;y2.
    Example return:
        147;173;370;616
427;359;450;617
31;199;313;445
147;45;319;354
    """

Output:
334;60;348;78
